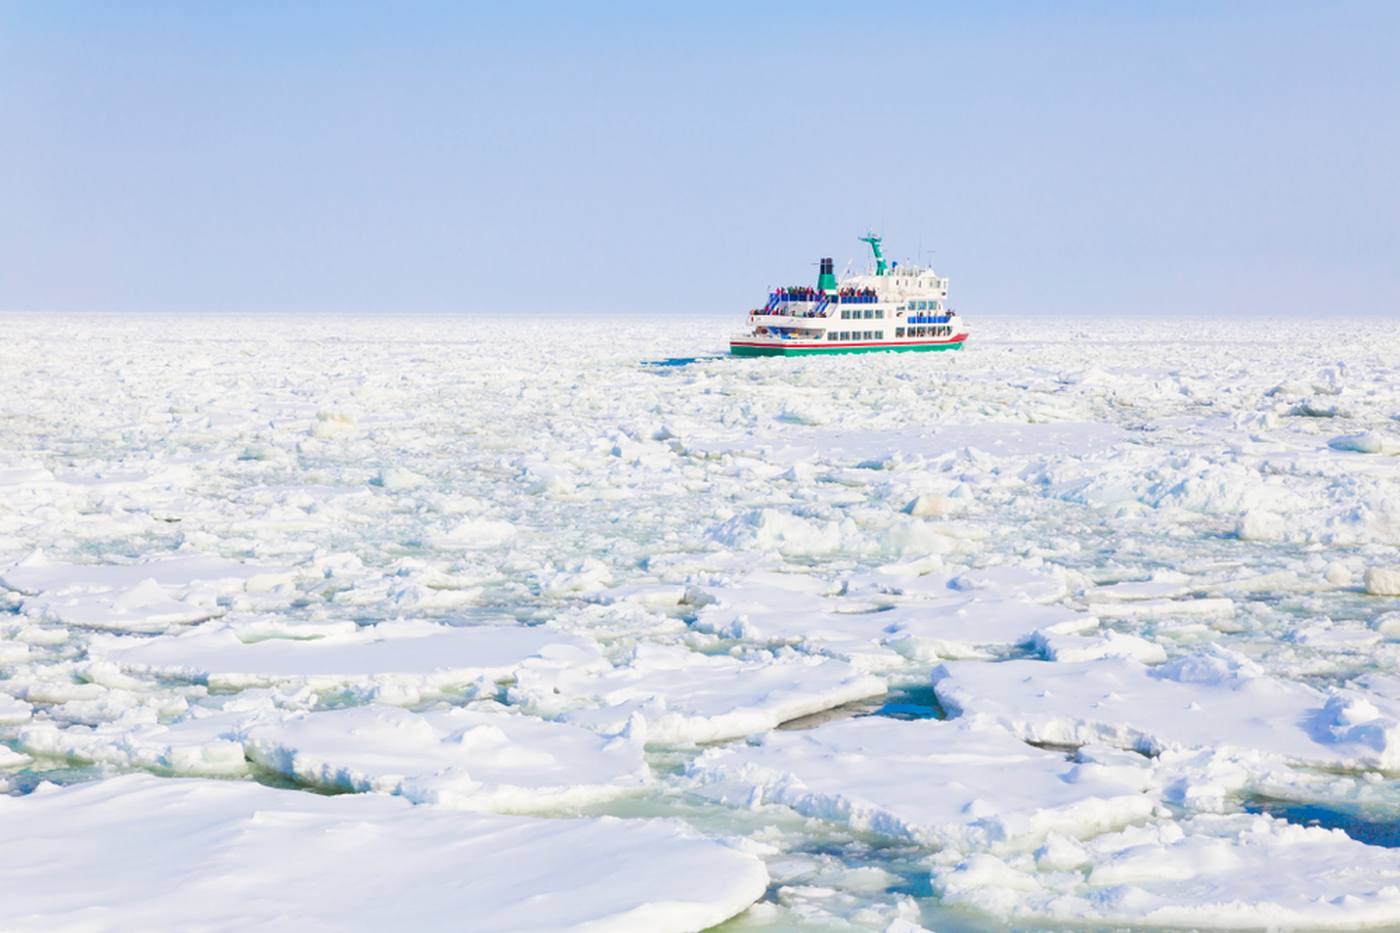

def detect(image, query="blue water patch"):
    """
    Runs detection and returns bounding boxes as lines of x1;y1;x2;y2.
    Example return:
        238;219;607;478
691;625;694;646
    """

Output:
642;355;725;368
862;683;945;721
1244;797;1400;848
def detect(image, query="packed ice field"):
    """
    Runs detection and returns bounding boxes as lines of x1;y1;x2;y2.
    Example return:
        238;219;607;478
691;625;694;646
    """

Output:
2;311;1400;932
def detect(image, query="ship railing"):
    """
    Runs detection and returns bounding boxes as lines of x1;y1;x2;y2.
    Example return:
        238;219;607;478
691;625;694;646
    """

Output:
751;305;829;319
906;315;951;324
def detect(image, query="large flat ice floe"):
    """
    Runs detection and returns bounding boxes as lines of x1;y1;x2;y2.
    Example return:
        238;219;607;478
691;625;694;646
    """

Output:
89;620;600;700
244;703;651;810
933;813;1400;929
935;653;1400;770
0;774;768;932
510;644;885;744
688;716;1156;851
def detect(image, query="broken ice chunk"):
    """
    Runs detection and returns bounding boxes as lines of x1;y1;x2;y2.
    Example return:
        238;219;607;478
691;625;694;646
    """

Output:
935;653;1400;771
89;620;604;700
244;703;650;811
511;644;885;745
0;553;297;633
688;717;1155;851
934;813;1400;929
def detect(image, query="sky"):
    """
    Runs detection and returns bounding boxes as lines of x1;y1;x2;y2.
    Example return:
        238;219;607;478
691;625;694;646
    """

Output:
2;2;1397;317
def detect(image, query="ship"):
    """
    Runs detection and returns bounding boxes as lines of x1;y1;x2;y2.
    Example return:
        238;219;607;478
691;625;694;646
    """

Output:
730;234;968;357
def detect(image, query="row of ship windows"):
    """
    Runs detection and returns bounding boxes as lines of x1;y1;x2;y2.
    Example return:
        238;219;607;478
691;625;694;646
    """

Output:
839;302;944;320
823;325;954;342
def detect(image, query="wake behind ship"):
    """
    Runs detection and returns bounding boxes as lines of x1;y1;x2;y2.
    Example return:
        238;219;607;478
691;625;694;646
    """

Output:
730;234;969;357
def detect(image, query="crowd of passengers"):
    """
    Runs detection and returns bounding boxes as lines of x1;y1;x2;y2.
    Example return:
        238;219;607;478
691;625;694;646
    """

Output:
754;286;881;316
837;287;878;303
770;286;823;302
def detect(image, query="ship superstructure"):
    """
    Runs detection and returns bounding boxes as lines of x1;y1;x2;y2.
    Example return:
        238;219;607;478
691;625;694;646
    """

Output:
730;235;968;357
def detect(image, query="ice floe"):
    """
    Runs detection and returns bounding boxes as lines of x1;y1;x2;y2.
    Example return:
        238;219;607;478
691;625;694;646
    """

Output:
934;813;1400;929
0;553;295;632
692;568;1096;668
510;644;885;744
0;774;768;932
689;717;1156;851
244;703;650;810
18;709;256;777
935;652;1400;770
0;693;32;725
1366;566;1400;597
89;620;601;700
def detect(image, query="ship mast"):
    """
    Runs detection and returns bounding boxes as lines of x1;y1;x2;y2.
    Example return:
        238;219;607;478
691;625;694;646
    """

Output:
859;233;887;276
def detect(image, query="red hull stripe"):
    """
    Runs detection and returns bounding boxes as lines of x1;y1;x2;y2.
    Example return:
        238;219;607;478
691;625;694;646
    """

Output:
731;333;968;349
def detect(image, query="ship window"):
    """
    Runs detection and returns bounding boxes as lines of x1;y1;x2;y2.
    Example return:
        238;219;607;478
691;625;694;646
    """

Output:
896;327;905;338
865;330;874;340
840;310;849;320
876;310;884;319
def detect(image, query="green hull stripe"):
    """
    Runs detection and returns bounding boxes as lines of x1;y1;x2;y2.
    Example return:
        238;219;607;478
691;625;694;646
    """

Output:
730;341;965;357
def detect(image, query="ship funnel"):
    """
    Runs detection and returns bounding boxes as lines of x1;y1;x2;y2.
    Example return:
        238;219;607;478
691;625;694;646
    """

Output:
817;257;837;294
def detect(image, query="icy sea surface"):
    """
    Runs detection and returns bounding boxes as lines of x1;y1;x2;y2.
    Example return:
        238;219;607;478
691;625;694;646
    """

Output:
3;312;1400;931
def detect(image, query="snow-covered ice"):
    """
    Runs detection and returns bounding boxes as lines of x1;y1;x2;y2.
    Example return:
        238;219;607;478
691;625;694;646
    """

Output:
934;652;1400;770
691;567;1095;667
89;619;599;700
689;716;1157;850
934;813;1400;929
0;774;768;932
243;703;652;810
4;312;1400;930
510;644;885;744
1;553;294;632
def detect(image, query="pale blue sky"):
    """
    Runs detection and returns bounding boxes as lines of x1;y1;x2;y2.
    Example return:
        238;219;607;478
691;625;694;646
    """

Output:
2;2;1396;316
